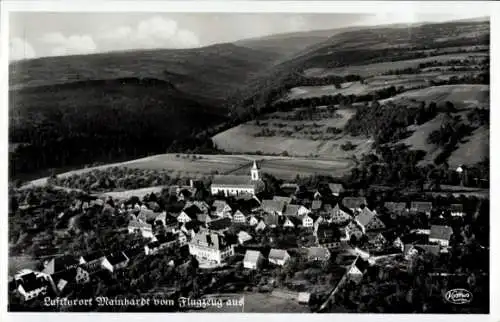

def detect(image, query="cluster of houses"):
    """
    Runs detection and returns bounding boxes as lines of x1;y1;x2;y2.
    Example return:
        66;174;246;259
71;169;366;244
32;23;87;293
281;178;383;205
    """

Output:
10;161;464;304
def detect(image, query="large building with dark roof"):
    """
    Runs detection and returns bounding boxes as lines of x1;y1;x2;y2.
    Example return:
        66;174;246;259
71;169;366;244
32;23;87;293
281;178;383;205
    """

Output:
210;161;264;197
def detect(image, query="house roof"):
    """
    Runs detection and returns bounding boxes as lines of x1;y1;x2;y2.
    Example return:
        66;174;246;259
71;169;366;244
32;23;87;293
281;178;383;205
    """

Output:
238;231;253;243
261;199;286;213
328;183;345;194
263;213;279;226
411;201;433;212
197;213;211;222
283;204;301;217
212;200;230;212
307;247;330;259
311;200;323;210
352;257;369;272
42;255;79;275
105;252;128;266
211;175;258;188
51;267;77;286
191;231;229;250
355;208;376;227
285;216;302;227
269;249;289;261
384;202;407;212
342;197;367;209
137;208;159;222
182;204;203;218
81;251;105;262
450;204;463;212
243;250;263;264
233;210;246;218
273;196;292;204
207;217;232;231
430;225;453;241
128;220;152;230
316;224;341;243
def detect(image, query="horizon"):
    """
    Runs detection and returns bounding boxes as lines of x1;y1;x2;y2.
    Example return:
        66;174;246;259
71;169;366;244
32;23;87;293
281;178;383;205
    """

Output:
9;12;489;62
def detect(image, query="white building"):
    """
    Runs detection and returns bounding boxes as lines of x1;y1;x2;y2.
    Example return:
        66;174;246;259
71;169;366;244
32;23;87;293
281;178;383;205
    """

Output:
243;250;265;270
210;161;264;197
188;231;234;264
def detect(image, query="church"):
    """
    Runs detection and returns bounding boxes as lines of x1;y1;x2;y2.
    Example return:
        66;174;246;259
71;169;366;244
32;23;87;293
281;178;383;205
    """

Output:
210;161;265;197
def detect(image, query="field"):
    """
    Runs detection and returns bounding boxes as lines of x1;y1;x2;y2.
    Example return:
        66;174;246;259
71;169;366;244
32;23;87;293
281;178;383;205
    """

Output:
448;126;489;167
302;52;488;78
381;84;489;109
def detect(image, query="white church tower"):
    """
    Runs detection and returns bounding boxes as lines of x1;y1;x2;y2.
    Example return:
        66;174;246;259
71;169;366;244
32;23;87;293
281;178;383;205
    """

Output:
251;160;260;181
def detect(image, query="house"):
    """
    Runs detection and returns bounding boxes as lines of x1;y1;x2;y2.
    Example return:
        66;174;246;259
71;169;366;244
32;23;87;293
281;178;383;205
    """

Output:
329;203;351;223
243;250;265;269
346;222;364;240
197;213;212;225
273;196;292;205
128;220;154;239
284;204;303;217
237;231;253;245
298;292;311;304
384;202;408;215
355;208;386;234
180;204;204;222
268;249;291;266
207;217;232;232
192;201;210;214
302;214;314;228
315;224;344;249
247;215;259;226
450;204;465;217
155;212;168;227
429;225;453;247
342;197;367;212
311;200;323;211
210;161;264;196
404;244;440;259
306;247;331;262
263;213;279;228
328;183;345;196
14;271;51;301
144;233;178;255
136;208;158;223
283;216;301;229
232;210;247;224
261;199;286;216
347;257;369;284
188;231;235;264
368;231;402;251
212;200;232;218
255;220;267;232
42;255;79;275
410;201;433;216
50;268;78;294
79;251;106;266
101;252;129;273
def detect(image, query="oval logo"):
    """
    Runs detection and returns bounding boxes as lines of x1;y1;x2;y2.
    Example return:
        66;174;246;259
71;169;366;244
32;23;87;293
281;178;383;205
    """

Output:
445;289;473;304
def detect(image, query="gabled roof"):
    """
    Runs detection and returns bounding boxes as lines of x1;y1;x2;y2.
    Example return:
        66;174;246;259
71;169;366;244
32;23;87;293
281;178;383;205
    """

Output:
212;200;230;212
137;208;158;222
311;200;323;210
410;201;433;212
283;204;301;217
81;251;105;262
244;250;263;264
342;197;367;209
207;217;232;231
268;249;289;261
307;247;330;259
43;255;79;275
233;210;246;218
384;202;408;212
273;196;292;205
355;208;376;227
316;224;341;243
191;231;229;250
51;267;77;286
17;272;48;292
430;225;453;241
128;220;152;230
352;257;369;272
261;199;285;213
106;252;128;266
263;213;279;226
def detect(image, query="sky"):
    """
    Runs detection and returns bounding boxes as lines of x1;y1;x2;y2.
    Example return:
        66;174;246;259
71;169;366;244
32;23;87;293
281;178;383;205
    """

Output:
9;11;489;61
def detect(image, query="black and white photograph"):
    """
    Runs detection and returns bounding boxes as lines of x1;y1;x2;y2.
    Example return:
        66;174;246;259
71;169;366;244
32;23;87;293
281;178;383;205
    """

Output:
3;0;496;318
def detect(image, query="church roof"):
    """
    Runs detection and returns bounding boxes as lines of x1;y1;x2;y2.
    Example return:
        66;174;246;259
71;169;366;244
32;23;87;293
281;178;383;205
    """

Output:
211;175;258;188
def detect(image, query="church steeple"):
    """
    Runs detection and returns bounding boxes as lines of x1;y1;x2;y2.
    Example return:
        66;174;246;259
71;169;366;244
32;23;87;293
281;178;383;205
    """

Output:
251;160;260;181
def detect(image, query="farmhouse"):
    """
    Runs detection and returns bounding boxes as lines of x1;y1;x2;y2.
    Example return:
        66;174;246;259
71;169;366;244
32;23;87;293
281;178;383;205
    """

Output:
102;252;129;273
243;250;265;270
128;220;154;239
315;224;344;249
212;200;232;217
261;199;286;216
188;231;234;264
429;225;454;247
329;203;351;223
14;270;51;301
355;208;386;233
42;255;79;275
268;249;291;266
210;161;264;197
450;204;465;217
232;210;247;224
283;204;310;217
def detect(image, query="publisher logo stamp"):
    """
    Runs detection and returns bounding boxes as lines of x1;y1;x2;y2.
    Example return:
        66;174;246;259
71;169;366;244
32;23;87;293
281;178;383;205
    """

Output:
445;289;473;304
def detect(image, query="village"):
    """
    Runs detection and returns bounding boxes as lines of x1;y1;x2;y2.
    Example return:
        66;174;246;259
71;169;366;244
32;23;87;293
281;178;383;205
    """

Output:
8;159;485;312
